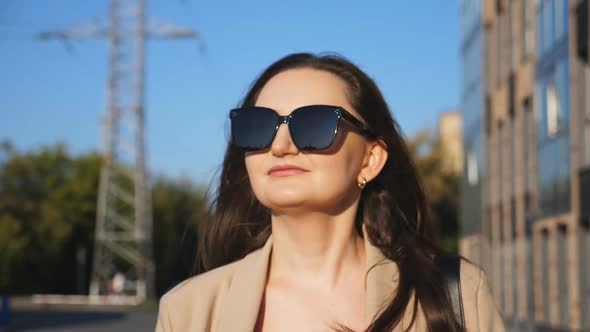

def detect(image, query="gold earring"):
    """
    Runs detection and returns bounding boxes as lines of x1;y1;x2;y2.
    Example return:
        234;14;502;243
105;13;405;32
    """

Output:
357;178;367;189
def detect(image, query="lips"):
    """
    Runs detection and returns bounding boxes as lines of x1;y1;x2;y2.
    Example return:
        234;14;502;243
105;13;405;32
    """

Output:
267;164;309;177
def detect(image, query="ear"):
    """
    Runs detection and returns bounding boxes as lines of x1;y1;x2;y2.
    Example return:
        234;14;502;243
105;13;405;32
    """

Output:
357;139;388;184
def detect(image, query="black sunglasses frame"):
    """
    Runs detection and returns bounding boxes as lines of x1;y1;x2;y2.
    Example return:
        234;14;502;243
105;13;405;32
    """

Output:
229;104;377;152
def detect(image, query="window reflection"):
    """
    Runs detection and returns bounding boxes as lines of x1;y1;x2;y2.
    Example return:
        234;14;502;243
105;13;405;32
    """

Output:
535;1;571;217
546;83;561;137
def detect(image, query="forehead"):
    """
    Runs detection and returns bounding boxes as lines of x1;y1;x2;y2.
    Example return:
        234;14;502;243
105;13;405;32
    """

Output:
255;68;353;114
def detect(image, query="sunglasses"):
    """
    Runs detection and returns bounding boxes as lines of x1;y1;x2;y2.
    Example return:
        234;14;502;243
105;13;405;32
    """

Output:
229;104;376;152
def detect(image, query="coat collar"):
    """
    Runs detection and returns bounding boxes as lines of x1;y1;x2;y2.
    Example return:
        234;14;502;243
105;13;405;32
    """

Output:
215;225;399;331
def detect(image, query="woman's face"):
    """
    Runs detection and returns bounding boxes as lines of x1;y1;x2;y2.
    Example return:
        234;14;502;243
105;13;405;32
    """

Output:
245;68;377;214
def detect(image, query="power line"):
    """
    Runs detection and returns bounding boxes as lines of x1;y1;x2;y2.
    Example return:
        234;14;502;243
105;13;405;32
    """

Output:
40;0;202;302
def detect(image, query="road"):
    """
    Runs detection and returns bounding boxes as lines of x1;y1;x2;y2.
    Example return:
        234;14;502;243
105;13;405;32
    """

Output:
9;308;157;332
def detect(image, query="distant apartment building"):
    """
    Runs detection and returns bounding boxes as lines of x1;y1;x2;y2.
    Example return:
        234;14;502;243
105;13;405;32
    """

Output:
438;111;464;175
460;0;486;269
459;0;590;331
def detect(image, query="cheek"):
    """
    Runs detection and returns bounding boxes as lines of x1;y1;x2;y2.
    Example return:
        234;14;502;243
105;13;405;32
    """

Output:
245;154;264;189
244;154;280;206
311;153;359;193
242;141;365;210
316;155;353;180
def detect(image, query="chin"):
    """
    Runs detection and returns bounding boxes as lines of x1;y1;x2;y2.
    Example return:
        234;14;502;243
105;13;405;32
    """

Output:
262;192;306;210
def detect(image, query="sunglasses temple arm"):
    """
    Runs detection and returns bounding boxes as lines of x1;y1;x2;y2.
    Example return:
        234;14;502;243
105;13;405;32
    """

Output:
341;112;377;139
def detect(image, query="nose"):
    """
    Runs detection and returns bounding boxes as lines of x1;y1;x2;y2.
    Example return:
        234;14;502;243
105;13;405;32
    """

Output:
270;121;299;156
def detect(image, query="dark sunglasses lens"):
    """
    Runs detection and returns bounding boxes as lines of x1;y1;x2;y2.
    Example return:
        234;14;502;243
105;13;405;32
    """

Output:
290;106;339;150
231;108;278;150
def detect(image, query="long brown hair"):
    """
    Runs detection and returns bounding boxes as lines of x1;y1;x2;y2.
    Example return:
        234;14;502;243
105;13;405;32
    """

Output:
197;53;463;332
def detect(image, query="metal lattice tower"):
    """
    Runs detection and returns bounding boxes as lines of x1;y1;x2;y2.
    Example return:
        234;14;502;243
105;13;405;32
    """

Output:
41;0;201;302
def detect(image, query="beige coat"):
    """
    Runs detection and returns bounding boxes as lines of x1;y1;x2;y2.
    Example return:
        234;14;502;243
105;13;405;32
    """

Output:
155;228;505;332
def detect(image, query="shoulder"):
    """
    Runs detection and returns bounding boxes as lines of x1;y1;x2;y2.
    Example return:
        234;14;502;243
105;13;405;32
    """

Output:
163;259;239;304
458;258;485;294
156;237;272;331
458;259;494;306
155;257;244;332
459;259;506;332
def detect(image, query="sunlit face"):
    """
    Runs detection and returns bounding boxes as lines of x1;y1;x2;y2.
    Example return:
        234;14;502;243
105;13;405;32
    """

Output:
244;68;373;214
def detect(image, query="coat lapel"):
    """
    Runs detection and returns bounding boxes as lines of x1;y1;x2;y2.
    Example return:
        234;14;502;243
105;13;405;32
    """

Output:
215;235;273;332
214;226;399;331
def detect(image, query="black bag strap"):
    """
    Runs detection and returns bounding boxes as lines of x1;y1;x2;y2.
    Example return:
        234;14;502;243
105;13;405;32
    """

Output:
434;255;465;327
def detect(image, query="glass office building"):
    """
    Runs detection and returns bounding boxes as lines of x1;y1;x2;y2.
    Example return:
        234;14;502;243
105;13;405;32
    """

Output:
461;0;590;330
536;0;571;218
459;0;485;263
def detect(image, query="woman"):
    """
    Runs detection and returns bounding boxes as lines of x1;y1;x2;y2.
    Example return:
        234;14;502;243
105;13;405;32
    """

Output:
155;53;505;332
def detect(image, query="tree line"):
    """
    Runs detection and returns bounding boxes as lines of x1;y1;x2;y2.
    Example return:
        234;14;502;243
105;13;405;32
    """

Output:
0;141;208;297
0;130;458;298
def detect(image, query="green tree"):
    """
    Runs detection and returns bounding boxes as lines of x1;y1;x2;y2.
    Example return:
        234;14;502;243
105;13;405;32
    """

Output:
152;177;208;295
0;142;210;297
0;143;90;292
407;129;460;253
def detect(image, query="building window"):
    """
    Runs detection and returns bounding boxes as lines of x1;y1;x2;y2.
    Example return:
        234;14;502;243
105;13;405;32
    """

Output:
538;0;570;56
523;98;533;198
537;58;571;217
537;0;553;55
546;83;562;137
543;0;552;53
538;0;545;54
554;0;568;42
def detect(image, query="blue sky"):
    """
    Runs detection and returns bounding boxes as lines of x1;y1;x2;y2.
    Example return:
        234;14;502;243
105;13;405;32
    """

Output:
0;0;461;185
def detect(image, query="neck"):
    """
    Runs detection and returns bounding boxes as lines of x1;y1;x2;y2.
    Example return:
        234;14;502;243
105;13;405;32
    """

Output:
268;204;366;290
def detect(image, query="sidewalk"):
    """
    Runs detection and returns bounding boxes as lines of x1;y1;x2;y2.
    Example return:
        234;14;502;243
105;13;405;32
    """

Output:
7;298;157;332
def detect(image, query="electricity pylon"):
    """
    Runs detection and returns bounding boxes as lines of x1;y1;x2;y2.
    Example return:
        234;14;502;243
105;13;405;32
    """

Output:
40;0;202;302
